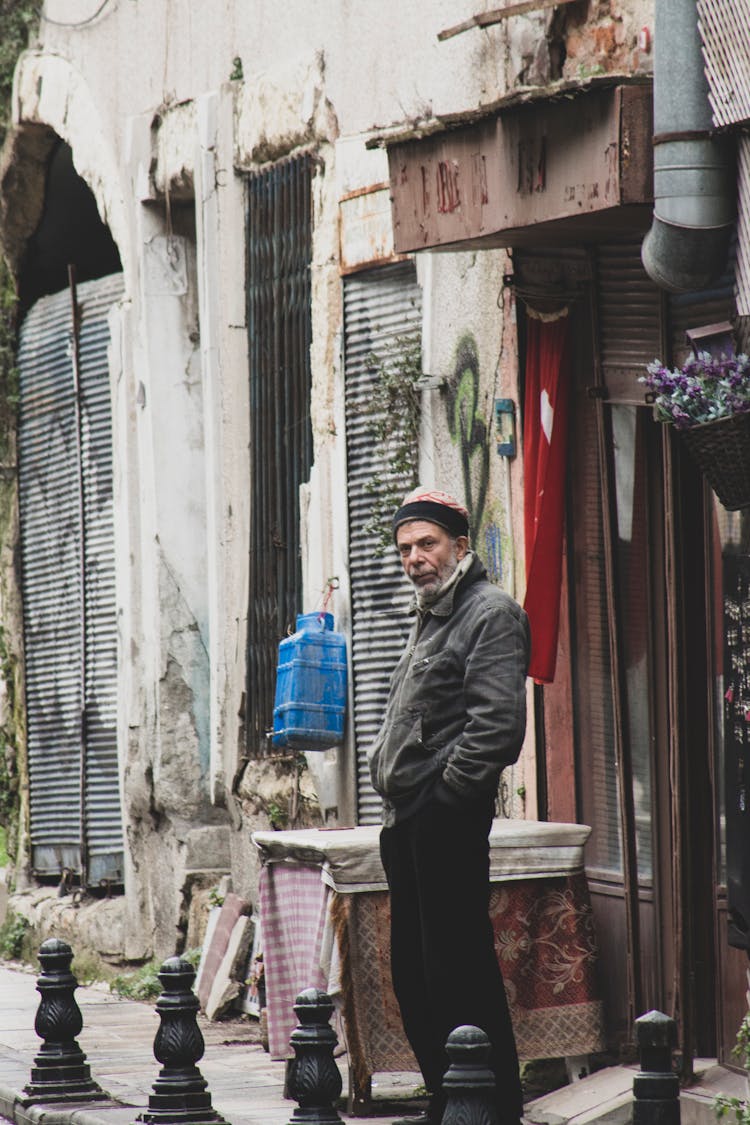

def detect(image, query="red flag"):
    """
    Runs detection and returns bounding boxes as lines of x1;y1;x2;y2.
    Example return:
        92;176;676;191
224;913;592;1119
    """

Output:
523;312;572;684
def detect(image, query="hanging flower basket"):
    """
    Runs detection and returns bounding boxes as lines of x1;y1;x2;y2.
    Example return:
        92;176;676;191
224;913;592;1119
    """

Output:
680;411;750;510
640;351;750;511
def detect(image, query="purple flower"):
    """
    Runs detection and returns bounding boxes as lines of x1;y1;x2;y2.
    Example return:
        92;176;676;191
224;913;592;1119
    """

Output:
641;351;750;428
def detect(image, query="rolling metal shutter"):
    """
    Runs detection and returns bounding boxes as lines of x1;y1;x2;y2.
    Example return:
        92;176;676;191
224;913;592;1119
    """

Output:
596;239;664;393
596;236;735;376
18;273;124;886
343;261;422;824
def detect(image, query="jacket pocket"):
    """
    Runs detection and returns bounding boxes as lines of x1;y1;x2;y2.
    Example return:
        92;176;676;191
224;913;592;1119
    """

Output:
372;710;431;797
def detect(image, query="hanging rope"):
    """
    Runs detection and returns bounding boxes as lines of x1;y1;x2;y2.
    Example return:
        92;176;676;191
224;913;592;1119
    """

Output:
317;576;339;622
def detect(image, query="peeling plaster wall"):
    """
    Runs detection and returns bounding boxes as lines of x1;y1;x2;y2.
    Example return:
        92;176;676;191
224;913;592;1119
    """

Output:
29;2;654;150
563;0;655;80
192;87;249;816
0;0;655;956
10;51;130;276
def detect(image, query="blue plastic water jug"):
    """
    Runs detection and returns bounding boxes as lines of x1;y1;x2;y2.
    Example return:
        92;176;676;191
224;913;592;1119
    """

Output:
272;612;347;751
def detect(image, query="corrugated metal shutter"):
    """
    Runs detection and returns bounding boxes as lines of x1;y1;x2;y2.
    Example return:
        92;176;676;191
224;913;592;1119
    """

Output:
18;273;124;886
595;239;664;403
595;236;735;372
78;275;123;883
343;261;422;824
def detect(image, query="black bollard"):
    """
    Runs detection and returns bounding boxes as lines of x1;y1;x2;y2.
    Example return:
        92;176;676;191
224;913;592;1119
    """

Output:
441;1025;499;1125
633;1010;680;1125
135;956;227;1125
286;988;343;1125
22;937;107;1105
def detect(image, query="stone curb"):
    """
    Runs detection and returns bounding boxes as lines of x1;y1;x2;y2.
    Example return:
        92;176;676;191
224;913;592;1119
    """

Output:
0;1081;142;1125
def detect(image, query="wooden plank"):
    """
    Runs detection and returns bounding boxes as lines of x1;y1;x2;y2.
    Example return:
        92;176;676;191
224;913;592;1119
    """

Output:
438;0;580;42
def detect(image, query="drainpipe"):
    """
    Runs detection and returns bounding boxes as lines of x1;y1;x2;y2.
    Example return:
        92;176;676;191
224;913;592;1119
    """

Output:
641;0;735;293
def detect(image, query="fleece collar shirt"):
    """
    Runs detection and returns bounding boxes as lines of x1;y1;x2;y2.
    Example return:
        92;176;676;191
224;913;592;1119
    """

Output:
368;554;530;827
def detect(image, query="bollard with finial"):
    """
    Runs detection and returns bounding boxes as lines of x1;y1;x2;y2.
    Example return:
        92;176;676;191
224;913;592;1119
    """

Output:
22;937;107;1105
633;1010;680;1125
135;956;227;1125
441;1025;499;1125
286;988;344;1125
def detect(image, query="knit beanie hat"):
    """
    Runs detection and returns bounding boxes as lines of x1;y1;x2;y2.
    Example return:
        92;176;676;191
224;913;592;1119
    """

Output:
392;487;470;542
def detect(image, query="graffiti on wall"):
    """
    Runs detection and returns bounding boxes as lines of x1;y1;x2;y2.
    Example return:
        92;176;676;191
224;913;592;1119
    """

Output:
483;520;503;585
445;333;490;543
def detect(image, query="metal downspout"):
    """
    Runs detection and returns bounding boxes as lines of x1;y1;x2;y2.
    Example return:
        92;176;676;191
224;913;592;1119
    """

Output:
641;0;735;293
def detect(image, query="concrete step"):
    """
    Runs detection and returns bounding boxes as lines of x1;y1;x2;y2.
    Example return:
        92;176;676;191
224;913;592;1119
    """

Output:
525;1059;747;1125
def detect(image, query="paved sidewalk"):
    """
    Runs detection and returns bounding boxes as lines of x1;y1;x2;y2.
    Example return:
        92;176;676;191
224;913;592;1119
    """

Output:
0;962;422;1125
0;962;741;1125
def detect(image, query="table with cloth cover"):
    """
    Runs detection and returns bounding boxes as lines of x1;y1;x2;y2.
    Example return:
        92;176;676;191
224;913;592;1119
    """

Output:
252;821;604;1109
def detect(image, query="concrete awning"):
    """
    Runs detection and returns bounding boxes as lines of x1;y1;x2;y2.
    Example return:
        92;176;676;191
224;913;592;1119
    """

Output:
385;81;654;253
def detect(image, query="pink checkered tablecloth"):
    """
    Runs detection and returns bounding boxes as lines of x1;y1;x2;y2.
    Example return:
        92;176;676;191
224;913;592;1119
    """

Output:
259;862;330;1058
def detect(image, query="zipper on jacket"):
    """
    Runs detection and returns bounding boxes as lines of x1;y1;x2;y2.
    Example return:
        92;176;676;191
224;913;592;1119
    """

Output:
394;608;427;712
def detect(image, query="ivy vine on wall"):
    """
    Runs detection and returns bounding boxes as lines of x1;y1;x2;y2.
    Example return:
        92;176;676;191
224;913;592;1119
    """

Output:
363;334;422;554
0;0;37;428
0;4;36;144
0;0;39;876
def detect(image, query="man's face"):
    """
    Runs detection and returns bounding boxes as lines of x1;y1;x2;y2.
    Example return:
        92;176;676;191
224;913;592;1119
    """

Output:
396;519;468;597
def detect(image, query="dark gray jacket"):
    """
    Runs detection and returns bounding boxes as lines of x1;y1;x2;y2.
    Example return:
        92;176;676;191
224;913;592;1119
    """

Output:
368;555;530;825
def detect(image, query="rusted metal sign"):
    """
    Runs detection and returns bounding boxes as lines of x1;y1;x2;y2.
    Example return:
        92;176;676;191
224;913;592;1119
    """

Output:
339;183;405;274
387;84;653;254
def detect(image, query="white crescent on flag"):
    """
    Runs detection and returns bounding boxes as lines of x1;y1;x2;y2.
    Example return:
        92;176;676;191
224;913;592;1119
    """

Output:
540;388;554;444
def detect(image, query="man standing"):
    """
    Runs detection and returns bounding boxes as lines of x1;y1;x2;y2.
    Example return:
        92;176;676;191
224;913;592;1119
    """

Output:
368;488;530;1125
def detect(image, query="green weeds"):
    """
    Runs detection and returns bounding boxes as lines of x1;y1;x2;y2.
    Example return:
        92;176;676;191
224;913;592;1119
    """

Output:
0;910;30;959
109;948;201;1001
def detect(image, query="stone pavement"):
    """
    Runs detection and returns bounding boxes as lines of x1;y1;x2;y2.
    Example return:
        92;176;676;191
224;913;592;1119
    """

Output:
0;962;422;1125
0;962;743;1125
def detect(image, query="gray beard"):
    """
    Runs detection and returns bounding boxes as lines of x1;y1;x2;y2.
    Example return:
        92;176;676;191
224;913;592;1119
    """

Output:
412;549;473;608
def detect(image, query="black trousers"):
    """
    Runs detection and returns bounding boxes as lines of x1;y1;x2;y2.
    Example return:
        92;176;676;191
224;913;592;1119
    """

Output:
380;798;522;1125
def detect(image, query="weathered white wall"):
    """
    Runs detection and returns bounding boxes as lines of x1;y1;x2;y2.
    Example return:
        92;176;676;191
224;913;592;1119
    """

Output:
2;0;654;954
31;1;655;164
418;249;535;817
